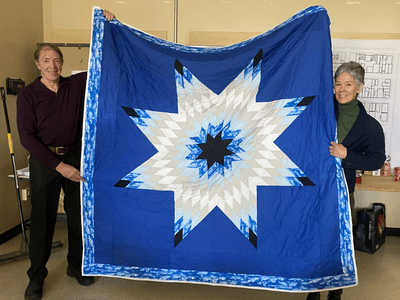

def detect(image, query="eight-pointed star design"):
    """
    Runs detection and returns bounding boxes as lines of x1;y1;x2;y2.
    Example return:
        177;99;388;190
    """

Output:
116;49;315;248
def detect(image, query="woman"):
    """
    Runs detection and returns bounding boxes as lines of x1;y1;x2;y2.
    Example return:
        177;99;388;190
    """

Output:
307;61;385;300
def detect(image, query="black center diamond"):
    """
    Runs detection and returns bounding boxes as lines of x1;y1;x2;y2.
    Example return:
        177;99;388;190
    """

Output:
196;131;234;169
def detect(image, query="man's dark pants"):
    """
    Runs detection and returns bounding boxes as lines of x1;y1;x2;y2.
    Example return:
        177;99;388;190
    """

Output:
27;149;83;283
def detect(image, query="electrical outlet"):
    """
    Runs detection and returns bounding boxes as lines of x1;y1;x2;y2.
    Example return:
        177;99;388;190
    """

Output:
21;188;30;201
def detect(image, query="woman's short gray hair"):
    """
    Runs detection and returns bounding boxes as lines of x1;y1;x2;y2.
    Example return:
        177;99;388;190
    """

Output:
334;61;365;87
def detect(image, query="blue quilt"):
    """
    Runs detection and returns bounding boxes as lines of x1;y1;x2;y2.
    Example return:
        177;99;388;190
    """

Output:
81;6;357;292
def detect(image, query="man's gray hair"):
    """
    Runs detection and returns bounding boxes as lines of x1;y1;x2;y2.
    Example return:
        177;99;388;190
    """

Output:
34;43;64;64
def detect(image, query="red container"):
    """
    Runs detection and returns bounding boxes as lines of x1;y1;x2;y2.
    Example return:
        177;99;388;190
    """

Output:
395;167;400;182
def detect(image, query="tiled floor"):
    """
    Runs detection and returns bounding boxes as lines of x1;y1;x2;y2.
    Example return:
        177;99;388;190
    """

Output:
1;218;399;300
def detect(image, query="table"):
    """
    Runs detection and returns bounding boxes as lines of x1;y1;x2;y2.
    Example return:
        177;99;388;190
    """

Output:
355;174;400;192
8;167;65;213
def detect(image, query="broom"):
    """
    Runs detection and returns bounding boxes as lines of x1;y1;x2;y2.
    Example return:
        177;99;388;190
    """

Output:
0;87;62;264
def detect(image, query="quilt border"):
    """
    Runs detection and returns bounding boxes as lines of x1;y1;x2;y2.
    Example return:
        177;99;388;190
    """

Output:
80;5;357;292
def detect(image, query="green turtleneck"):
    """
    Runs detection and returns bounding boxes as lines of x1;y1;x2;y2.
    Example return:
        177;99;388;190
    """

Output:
337;98;360;144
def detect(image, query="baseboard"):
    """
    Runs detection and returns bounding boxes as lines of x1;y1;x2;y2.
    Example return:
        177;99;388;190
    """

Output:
386;227;400;236
0;219;30;246
57;213;67;221
0;214;67;246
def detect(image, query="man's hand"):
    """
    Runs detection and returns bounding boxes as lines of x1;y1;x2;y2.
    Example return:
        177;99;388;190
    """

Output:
56;162;85;182
329;141;347;159
103;10;116;21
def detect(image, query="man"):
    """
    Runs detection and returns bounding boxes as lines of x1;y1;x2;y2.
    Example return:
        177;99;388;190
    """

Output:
17;10;115;300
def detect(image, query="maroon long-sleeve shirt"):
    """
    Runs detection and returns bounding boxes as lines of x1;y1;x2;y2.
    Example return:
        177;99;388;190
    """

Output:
17;72;87;169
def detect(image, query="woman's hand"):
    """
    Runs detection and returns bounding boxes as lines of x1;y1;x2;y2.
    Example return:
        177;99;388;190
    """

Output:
329;141;347;159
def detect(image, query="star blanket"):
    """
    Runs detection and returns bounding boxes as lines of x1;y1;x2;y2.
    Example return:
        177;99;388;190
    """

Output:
81;6;357;292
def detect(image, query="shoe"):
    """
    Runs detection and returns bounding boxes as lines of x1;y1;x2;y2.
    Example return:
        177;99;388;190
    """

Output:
66;264;95;286
306;292;321;300
24;280;43;300
327;289;342;300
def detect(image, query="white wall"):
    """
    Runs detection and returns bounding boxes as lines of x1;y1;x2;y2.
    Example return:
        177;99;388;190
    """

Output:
43;0;400;44
355;190;400;228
